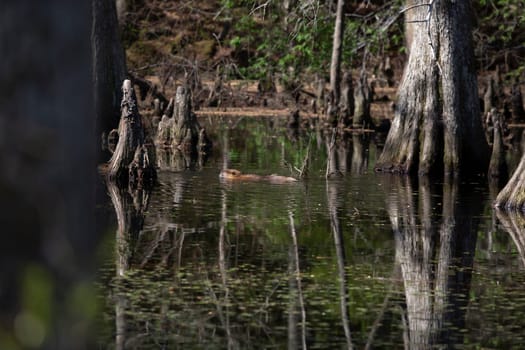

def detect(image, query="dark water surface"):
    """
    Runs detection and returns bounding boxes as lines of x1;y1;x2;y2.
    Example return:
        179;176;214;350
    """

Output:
97;117;525;349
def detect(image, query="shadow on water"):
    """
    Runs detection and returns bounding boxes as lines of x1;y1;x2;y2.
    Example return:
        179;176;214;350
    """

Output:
97;116;525;349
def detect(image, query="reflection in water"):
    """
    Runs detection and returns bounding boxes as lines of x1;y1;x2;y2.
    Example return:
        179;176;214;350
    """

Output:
218;188;237;350
288;211;307;350
98;117;525;349
351;133;370;175
496;210;525;267
107;180;151;350
386;177;481;349
327;180;354;349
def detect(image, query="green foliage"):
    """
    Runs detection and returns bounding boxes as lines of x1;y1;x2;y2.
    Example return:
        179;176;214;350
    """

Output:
474;0;525;75
219;1;405;81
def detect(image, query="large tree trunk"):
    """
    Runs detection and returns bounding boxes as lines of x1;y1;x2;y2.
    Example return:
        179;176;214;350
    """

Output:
375;0;488;177
438;1;488;176
92;0;127;151
0;1;95;348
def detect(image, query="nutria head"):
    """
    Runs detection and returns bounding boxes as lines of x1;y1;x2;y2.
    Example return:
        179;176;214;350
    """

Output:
219;168;241;179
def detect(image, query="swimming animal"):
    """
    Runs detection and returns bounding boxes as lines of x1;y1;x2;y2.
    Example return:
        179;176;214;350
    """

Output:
219;169;298;183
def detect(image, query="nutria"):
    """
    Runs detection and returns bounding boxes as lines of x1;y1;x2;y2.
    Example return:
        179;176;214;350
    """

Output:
219;169;297;183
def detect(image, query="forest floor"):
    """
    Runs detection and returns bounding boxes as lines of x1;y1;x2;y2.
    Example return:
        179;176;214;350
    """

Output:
121;0;524;128
122;0;402;124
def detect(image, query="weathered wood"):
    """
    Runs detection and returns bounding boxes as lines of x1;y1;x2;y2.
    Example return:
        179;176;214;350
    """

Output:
376;0;489;177
108;80;155;185
494;150;525;211
129;145;153;188
154;85;212;168
173;85;201;152
483;76;495;116
511;80;525;123
488;108;508;179
156;115;174;146
339;71;354;128
352;74;372;129
325;131;342;178
315;75;326;115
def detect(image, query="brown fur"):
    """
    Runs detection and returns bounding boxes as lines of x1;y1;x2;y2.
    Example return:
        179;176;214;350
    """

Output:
219;169;297;183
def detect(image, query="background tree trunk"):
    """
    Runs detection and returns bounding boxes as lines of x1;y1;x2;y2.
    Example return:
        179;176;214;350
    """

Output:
327;0;345;123
115;0;127;23
92;0;127;156
488;108;508;179
0;1;95;348
375;0;488;177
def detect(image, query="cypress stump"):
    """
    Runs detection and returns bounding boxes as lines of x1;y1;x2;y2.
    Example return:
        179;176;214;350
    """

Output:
107;79;155;186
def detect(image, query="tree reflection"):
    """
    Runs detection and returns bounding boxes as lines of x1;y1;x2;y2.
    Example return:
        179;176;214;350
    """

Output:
288;211;308;350
107;180;151;349
326;180;354;349
496;210;525;267
351;133;370;175
385;176;481;349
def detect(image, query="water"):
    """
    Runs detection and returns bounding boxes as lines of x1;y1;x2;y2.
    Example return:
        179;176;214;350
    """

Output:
97;116;525;349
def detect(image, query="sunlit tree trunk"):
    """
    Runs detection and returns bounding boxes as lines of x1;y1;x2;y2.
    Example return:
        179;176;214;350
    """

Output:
327;0;345;125
116;0;127;23
375;0;488;177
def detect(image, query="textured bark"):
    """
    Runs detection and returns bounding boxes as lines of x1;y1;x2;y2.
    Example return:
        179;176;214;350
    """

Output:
352;75;372;129
155;86;211;171
488;108;508;179
107;80;155;185
92;0;127;140
376;0;488;177
173;86;199;152
494;152;525;211
326;132;342;178
339;71;354;127
328;0;345;118
510;81;525;123
156;86;210;157
375;1;439;175
437;1;488;176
